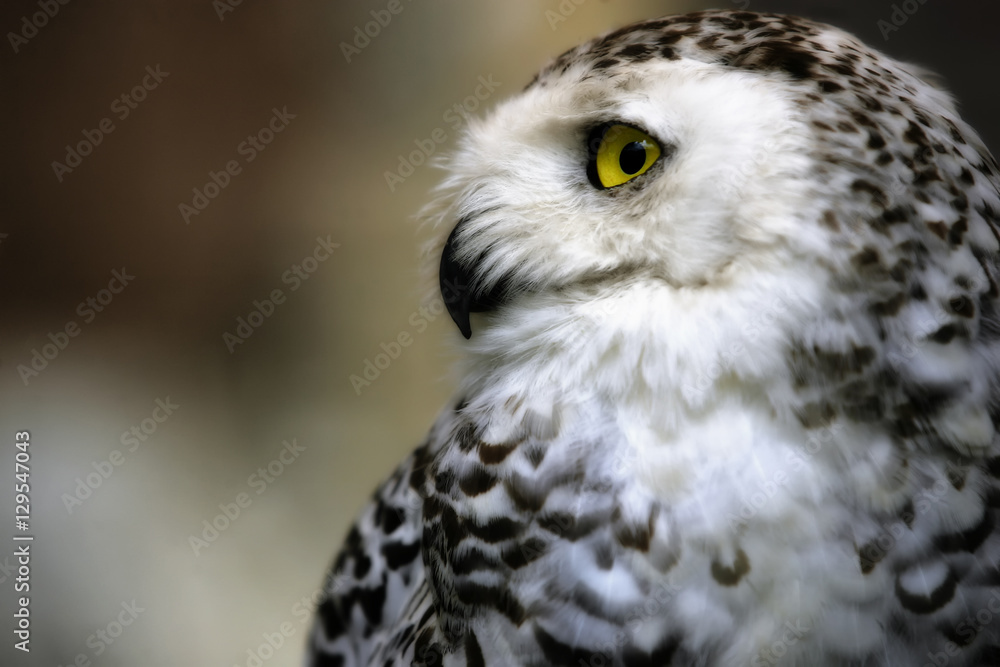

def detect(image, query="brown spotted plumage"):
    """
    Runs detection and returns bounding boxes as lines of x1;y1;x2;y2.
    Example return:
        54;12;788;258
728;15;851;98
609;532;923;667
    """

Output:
307;10;1000;666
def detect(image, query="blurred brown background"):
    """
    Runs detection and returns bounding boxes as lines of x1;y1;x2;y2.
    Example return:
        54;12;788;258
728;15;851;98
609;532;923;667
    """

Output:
0;1;997;665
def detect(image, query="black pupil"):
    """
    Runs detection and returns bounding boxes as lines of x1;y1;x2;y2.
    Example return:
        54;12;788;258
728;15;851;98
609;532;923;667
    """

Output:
619;141;647;175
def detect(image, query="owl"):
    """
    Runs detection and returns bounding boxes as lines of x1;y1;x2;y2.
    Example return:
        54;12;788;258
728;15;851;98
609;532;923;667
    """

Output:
306;10;1000;666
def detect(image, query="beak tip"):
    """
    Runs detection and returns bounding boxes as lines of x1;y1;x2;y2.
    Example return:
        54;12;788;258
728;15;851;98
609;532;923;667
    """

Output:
445;293;474;339
440;224;476;339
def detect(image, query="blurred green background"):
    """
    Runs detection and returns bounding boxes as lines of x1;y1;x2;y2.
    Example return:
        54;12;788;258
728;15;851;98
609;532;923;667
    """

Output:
1;1;997;665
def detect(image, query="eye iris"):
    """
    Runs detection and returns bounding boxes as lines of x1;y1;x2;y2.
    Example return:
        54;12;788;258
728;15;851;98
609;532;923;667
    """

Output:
587;123;661;189
618;141;647;175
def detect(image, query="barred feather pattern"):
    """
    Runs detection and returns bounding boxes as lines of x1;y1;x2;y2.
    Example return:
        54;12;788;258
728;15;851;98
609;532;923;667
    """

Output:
307;10;1000;666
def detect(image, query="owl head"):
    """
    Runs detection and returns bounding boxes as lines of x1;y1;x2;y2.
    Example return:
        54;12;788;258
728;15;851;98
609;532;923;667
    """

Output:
424;11;999;439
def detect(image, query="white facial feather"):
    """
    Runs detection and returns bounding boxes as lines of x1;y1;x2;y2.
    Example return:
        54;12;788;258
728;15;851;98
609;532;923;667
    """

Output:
311;11;1000;667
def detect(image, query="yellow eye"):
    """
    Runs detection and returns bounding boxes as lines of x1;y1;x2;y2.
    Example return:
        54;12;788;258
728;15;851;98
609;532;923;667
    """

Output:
587;123;662;189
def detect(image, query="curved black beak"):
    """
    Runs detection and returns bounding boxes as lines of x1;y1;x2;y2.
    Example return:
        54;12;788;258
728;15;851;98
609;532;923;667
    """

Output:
439;223;476;339
439;220;510;339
